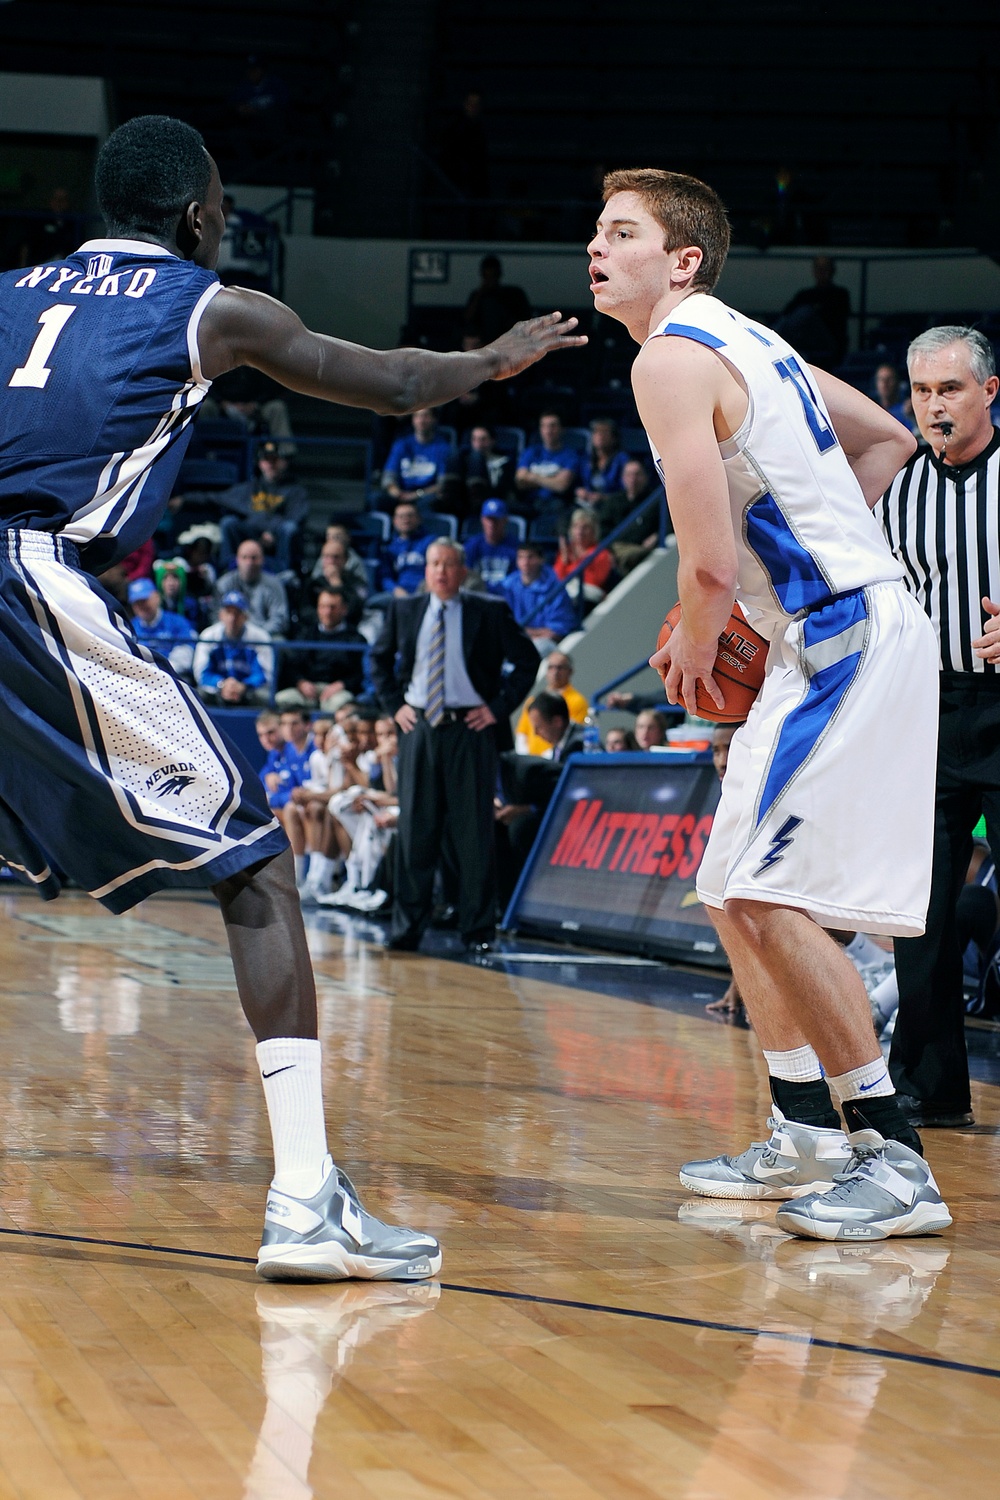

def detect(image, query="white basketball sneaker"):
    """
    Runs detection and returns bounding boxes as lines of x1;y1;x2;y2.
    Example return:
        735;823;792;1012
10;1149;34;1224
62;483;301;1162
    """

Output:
679;1109;852;1200
257;1165;442;1281
775;1130;953;1241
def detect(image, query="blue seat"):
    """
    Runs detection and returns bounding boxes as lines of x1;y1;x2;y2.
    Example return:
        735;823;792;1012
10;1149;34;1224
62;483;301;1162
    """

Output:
178;459;240;489
352;512;390;552
493;424;526;454
424;512;458;541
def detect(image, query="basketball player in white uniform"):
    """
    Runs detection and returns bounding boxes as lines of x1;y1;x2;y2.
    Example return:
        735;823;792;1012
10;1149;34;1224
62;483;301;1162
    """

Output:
589;168;951;1240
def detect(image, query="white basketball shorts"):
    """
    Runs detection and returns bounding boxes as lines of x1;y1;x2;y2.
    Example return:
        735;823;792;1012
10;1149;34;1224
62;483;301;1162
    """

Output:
696;582;939;936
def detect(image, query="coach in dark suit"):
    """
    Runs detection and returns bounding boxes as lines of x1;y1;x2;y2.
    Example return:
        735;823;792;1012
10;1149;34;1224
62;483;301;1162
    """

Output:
371;538;539;951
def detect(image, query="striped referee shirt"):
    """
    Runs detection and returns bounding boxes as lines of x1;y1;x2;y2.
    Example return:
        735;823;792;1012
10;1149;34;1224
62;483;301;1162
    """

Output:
875;430;1000;674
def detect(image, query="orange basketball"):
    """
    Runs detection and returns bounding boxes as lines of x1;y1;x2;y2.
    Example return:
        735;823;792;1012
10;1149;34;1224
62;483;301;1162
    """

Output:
655;601;768;724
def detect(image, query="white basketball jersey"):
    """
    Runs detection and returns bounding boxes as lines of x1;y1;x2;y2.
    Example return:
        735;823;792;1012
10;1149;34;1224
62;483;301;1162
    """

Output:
645;293;903;626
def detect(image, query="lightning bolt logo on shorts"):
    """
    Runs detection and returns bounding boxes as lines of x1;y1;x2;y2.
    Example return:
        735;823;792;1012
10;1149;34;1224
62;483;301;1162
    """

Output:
755;815;803;875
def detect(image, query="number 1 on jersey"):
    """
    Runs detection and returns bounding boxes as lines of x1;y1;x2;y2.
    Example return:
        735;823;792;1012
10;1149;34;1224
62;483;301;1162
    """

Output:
773;354;838;453
9;304;77;390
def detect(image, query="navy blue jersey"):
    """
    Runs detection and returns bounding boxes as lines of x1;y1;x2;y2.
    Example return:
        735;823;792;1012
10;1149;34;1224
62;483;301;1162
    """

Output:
0;238;221;573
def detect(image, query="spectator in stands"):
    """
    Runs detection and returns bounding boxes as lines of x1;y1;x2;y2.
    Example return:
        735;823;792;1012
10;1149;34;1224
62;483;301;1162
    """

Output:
443;425;516;516
17;187;78;267
495;692;583;901
555;509;616;609
128;577;197;678
310;526;371;611
609;459;669;573
152;558;199;628
441;92;491;208
873;362;914;428
463;255;530;344
214;539;290;637
576;419;630;504
177;528;218;629
305;538;365;624
377;502;432;597
228;55;290;170
194;591;273;706
516;413;581;526
500;542;576;657
215;193;272;292
381;409;452;511
218;442;308;573
635;709;669;749
515;650;588;754
275;588;367;711
120;539;156;585
464;499;519;593
604;727;637;752
267;709;321;892
200;365;294;449
780;256;850;368
255;708;282;761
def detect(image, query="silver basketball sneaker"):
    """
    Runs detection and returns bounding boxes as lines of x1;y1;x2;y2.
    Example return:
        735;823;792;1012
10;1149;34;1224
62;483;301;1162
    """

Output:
679;1110;852;1200
775;1130;953;1241
257;1163;442;1281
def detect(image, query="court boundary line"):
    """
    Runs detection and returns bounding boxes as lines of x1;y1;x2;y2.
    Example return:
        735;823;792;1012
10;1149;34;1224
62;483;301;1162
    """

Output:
0;1224;996;1381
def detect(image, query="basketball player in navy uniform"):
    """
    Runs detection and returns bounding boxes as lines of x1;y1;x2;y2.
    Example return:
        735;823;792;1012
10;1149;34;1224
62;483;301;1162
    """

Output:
589;168;952;1240
0;116;585;1281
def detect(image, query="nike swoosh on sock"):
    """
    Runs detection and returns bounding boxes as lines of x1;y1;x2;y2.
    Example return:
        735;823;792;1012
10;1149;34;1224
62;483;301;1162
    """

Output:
261;1064;296;1079
858;1075;889;1092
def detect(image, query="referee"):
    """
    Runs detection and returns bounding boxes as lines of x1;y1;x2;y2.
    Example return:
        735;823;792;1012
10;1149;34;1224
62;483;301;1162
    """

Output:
876;325;1000;1128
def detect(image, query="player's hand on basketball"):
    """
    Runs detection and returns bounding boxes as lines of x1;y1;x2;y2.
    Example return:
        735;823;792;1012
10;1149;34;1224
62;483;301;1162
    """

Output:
649;620;725;715
973;597;1000;662
489;313;587;381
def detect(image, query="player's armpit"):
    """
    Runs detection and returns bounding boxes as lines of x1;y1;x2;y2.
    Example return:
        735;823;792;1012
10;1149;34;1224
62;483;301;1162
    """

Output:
632;337;738;648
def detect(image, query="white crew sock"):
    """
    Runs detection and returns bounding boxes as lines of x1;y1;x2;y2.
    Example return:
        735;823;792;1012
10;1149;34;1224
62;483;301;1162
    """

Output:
762;1044;824;1082
828;1057;895;1101
293;854;308;884
256;1037;332;1197
844;932;888;968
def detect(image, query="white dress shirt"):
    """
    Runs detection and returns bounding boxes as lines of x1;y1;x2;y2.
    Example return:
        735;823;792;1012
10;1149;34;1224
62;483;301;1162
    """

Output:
405;595;484;709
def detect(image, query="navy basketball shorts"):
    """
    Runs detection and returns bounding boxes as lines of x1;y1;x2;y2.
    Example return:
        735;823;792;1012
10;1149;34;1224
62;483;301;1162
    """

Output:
0;529;287;913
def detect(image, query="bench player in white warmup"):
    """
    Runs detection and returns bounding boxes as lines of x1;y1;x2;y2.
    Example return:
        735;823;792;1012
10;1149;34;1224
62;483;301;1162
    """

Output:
588;168;950;1241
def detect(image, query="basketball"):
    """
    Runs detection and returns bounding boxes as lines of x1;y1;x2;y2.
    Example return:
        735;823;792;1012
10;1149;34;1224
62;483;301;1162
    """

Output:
655;602;768;723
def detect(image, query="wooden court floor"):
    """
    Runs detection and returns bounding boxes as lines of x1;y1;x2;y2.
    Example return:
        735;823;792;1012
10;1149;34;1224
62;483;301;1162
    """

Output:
0;888;997;1500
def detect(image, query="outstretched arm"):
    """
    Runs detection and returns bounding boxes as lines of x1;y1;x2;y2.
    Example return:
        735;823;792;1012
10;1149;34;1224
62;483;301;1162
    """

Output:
198;288;586;416
809;365;917;506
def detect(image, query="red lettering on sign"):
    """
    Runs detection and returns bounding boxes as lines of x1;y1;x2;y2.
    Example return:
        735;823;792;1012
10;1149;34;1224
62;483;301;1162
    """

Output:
680;813;715;878
637;814;673;876
581;812;609;870
657;815;681;876
550;798;600;867
608;813;644;871
622;813;661;873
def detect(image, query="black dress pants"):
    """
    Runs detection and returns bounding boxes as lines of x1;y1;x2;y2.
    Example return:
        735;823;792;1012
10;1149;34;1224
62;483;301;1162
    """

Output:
889;673;1000;1109
391;713;498;944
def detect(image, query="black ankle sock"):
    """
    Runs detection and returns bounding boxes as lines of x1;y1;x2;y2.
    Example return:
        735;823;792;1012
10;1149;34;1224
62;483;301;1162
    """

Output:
768;1076;842;1130
841;1095;923;1157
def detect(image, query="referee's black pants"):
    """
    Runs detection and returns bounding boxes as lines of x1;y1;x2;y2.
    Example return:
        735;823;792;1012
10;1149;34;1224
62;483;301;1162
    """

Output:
889;672;1000;1110
391;711;498;945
